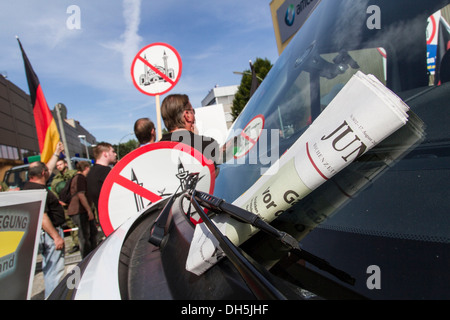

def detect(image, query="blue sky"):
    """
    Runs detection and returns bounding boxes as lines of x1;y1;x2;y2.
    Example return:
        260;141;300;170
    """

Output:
0;0;279;144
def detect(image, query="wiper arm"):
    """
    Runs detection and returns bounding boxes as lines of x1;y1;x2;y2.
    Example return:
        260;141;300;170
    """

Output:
193;190;355;286
148;184;184;248
190;190;288;300
195;192;300;250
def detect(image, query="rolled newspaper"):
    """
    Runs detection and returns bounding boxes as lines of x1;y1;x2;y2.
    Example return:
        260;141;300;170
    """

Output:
186;71;412;275
247;111;425;269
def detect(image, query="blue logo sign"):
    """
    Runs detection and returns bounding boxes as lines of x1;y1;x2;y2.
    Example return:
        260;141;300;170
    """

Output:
285;4;295;26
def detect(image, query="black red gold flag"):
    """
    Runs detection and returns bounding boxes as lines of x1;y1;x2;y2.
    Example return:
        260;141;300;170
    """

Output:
17;37;60;163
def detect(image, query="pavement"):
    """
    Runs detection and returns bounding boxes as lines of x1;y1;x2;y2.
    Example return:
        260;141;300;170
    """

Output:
30;233;83;300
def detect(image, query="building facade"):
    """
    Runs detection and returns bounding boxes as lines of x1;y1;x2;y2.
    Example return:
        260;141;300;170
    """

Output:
0;76;96;179
201;85;238;128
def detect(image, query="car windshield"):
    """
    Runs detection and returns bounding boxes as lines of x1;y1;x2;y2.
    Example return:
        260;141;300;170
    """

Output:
3;165;28;189
214;0;450;299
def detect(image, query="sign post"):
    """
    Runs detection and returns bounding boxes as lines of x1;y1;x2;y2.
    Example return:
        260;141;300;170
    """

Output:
131;43;182;140
155;95;162;140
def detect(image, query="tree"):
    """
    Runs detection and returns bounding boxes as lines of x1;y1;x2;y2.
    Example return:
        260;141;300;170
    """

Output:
231;58;272;121
114;139;138;160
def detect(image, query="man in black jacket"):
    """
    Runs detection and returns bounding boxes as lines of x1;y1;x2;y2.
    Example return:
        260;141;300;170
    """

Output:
160;94;220;171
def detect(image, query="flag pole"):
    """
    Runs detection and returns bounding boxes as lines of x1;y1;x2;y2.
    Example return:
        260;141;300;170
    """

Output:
55;103;73;170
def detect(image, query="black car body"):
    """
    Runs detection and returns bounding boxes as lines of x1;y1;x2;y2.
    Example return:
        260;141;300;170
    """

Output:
50;0;450;300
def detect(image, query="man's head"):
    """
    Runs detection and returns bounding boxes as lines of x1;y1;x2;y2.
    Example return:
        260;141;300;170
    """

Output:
55;159;68;174
93;142;117;166
28;161;50;183
134;117;156;145
76;160;91;176
161;94;196;132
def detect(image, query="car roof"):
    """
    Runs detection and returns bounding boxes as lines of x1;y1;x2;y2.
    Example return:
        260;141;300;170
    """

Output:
7;164;30;171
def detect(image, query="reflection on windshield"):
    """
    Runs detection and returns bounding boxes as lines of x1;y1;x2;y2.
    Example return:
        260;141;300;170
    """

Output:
216;0;450;300
216;1;450;203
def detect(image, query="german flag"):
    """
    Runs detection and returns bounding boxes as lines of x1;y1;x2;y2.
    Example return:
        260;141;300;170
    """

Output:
17;37;60;163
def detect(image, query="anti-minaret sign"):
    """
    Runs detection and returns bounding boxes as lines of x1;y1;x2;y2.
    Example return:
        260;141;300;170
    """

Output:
131;43;182;96
131;43;182;139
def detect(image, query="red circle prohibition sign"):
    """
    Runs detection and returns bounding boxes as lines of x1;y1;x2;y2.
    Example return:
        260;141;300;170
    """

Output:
98;141;215;236
427;15;437;45
234;115;265;159
131;42;182;96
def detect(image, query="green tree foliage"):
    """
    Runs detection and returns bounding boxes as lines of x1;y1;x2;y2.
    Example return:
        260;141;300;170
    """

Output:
114;139;138;159
231;58;272;121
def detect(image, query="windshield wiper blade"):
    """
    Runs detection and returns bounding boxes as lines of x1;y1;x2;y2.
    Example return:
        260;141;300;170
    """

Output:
193;190;355;286
190;190;288;300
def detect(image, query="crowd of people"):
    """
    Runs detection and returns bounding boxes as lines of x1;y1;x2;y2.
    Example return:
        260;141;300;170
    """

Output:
19;141;118;298
2;93;220;298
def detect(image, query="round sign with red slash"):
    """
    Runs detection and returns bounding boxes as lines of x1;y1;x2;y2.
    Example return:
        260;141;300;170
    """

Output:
131;43;182;96
234;115;265;158
427;14;437;45
98;141;215;236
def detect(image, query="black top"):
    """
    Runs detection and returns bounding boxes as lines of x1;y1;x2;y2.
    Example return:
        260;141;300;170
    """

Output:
86;164;111;211
23;181;65;227
160;130;219;165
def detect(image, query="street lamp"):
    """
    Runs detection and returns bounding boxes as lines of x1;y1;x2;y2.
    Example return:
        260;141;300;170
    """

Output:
117;132;134;160
233;71;263;82
78;135;89;158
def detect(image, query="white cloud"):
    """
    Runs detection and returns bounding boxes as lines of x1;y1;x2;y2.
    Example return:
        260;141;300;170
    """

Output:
104;0;143;81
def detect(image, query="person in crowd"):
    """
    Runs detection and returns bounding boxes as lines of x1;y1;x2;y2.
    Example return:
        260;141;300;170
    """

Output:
51;158;79;254
51;159;77;195
23;161;65;298
86;142;117;215
134;117;156;147
67;161;97;259
46;141;65;174
160;94;220;170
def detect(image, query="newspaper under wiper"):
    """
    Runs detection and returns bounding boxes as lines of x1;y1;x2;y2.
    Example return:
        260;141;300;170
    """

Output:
186;71;412;276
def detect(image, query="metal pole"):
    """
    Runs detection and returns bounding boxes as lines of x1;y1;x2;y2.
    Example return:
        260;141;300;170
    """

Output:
55;103;73;170
84;140;89;158
155;95;162;141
